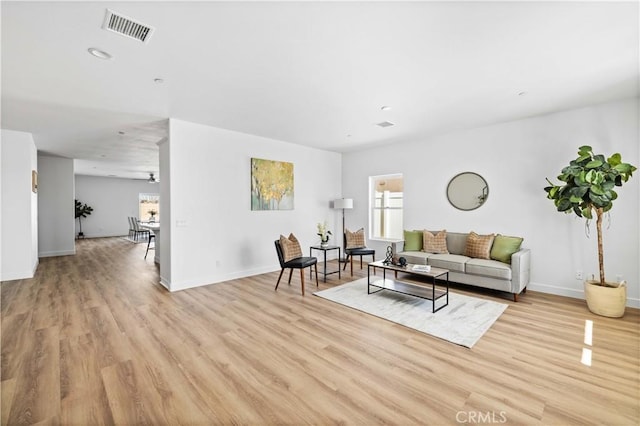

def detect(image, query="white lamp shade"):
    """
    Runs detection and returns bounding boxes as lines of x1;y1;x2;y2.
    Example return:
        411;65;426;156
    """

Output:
333;198;353;209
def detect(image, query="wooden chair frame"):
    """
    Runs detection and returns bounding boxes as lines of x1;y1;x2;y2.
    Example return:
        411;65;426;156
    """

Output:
342;234;375;276
274;240;318;296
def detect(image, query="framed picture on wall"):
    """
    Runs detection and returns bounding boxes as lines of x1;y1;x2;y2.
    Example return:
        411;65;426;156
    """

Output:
251;158;294;210
32;170;38;193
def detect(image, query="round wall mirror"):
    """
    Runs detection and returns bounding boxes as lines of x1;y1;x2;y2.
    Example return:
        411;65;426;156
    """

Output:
446;172;489;211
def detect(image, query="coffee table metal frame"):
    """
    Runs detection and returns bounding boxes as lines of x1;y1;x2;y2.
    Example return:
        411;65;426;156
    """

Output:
367;260;449;313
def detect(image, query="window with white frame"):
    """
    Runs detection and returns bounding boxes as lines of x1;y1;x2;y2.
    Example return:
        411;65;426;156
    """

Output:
139;193;159;222
370;174;403;240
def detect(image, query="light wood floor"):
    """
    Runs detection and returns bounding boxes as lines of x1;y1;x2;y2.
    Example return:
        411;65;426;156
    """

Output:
1;237;639;425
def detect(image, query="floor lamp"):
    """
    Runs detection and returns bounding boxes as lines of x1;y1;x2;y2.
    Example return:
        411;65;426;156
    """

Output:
333;198;353;262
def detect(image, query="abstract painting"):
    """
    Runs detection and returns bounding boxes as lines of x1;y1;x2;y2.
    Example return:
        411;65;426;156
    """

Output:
251;158;294;210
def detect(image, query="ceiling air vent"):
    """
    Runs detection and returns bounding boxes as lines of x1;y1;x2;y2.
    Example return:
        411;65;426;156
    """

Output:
376;121;395;128
102;9;155;43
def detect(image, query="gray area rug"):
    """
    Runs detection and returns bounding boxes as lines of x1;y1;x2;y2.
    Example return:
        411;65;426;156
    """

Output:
314;278;507;348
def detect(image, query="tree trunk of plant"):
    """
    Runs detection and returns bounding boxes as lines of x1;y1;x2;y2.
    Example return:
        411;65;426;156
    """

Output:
596;207;605;285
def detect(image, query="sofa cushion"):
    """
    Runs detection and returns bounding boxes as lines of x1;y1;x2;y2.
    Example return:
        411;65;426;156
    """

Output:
466;259;512;280
444;232;468;255
398;251;432;265
345;228;365;249
403;230;423;251
490;235;524;264
427;254;470;272
280;233;302;262
423;230;448;254
464;231;495;259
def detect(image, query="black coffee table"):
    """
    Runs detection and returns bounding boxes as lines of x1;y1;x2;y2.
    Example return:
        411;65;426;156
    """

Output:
367;260;449;313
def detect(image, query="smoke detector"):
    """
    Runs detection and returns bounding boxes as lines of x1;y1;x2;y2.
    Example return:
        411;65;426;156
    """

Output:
102;9;155;43
376;121;395;128
88;47;112;60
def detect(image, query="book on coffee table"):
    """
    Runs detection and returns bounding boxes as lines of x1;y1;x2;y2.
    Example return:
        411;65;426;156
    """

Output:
411;264;431;272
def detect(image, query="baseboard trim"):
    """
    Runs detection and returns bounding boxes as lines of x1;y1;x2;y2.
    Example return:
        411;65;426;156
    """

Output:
528;281;639;309
168;265;280;292
1;267;37;282
39;249;76;258
154;272;640;309
159;276;170;290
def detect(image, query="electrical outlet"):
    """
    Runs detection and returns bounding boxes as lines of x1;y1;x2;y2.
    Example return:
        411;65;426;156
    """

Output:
575;270;583;280
616;275;623;283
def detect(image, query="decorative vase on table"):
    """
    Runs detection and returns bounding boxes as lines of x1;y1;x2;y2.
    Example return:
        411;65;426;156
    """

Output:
317;220;332;249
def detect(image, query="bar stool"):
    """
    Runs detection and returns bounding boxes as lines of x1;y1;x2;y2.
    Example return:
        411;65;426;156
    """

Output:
127;217;136;239
133;219;150;242
145;233;155;259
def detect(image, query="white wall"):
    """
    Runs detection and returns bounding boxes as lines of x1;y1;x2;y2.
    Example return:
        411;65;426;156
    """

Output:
158;137;171;288
74;175;159;238
38;154;75;257
165;119;342;291
1;129;38;281
342;98;640;307
0;133;2;280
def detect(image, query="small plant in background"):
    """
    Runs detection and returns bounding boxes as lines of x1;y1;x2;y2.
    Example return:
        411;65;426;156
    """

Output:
74;199;94;238
148;209;157;221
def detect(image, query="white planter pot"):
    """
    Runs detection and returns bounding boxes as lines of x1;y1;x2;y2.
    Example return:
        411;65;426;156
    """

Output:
584;279;627;318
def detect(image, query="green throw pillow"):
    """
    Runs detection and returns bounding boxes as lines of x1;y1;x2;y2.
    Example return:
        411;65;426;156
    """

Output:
490;235;524;264
403;230;423;251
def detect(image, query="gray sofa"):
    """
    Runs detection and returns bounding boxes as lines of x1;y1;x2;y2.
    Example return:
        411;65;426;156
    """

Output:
391;231;530;301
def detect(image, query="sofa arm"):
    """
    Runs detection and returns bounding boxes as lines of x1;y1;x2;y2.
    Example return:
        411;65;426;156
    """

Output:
511;248;531;294
391;240;405;254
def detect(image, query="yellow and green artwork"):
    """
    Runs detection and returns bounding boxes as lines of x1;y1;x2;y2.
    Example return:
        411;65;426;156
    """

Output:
251;158;294;210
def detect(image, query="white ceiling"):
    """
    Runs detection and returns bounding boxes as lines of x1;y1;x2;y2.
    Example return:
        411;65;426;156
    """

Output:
2;1;638;180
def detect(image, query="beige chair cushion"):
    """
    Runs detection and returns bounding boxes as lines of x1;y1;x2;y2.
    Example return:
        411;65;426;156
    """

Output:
423;230;449;254
464;231;495;259
346;228;365;249
280;233;303;262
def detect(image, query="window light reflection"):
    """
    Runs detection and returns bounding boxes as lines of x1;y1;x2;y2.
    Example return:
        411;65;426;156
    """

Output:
584;320;593;346
581;348;592;366
581;320;594;367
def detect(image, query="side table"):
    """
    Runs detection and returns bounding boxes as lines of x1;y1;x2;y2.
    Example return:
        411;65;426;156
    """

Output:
310;245;341;282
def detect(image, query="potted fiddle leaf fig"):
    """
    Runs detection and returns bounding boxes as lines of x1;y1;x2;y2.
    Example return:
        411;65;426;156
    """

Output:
544;145;636;317
75;199;94;239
